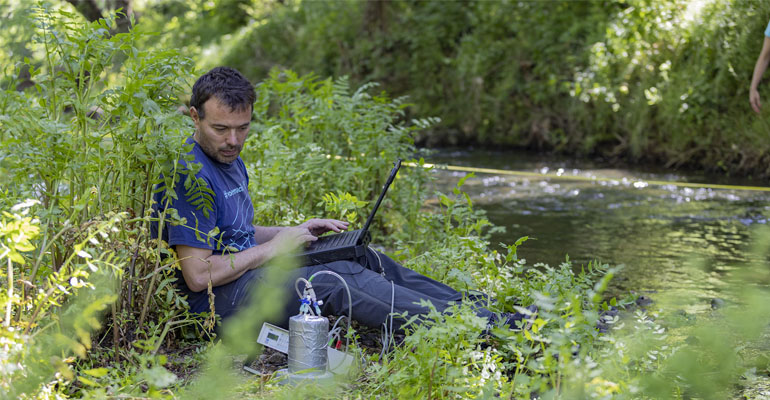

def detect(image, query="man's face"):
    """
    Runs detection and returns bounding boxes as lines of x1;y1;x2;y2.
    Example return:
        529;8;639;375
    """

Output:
190;96;252;164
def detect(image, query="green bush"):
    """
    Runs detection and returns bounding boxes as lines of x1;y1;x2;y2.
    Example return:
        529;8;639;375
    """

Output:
241;69;434;241
11;3;770;399
0;3;199;396
206;0;770;176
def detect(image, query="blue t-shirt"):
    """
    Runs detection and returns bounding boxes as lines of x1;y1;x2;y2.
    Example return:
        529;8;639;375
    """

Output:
153;136;256;255
765;20;770;37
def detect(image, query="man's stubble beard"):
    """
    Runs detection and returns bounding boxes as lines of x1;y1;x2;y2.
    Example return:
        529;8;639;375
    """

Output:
195;131;241;164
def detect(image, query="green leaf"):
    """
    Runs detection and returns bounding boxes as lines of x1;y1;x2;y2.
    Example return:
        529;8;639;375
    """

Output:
457;172;475;188
82;367;109;377
78;376;99;387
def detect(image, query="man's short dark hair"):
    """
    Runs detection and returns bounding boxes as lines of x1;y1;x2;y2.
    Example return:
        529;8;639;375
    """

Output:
190;67;256;120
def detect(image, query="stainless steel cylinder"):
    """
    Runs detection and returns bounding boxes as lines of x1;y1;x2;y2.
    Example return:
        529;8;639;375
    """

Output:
288;314;329;374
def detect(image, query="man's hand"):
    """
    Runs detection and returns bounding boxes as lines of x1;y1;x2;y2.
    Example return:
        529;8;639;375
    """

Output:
299;218;349;237
271;226;317;251
751;88;762;113
750;37;770;114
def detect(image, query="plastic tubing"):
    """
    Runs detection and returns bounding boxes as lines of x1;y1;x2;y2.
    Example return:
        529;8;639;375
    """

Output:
294;277;311;304
307;270;353;367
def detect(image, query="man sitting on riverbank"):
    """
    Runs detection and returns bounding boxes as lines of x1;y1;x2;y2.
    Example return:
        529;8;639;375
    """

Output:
151;66;533;335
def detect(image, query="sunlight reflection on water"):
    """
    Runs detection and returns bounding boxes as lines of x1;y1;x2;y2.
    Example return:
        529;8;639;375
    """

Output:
427;149;770;308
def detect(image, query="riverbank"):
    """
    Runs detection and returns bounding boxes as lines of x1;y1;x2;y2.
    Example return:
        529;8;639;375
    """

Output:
209;0;770;179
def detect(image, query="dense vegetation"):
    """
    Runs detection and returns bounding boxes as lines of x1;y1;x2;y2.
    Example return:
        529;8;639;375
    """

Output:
246;0;770;177
163;0;770;177
2;1;770;399
5;1;770;176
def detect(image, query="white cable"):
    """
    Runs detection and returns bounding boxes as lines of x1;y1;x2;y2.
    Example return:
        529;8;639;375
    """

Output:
379;280;395;359
367;246;395;358
389;280;394;344
308;269;354;369
369;245;385;276
329;315;347;336
294;277;311;300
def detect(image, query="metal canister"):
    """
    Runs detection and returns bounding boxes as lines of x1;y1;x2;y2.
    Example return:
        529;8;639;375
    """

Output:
287;314;329;375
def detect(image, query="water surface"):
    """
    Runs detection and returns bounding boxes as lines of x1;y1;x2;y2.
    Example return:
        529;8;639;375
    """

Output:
427;149;770;311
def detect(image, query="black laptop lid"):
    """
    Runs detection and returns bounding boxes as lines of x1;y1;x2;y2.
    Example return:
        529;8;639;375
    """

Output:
360;159;401;235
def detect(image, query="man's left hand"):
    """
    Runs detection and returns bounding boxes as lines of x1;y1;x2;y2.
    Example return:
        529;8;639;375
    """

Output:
299;218;349;237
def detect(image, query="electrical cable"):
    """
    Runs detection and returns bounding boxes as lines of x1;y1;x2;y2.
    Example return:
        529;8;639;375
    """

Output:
328;327;341;348
389;280;394;346
367;245;395;359
329;315;347;339
328;316;347;350
371;246;385;276
379;280;395;360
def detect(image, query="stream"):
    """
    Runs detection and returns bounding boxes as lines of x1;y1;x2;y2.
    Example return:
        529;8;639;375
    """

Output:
428;149;770;314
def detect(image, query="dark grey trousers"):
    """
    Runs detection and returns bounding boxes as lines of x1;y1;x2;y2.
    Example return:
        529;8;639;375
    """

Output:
188;248;495;332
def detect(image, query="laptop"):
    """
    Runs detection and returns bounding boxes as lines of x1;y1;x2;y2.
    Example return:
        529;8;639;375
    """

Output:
299;159;401;266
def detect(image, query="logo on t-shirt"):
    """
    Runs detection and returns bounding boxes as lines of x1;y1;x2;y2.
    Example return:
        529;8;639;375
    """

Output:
220;179;254;252
223;182;246;199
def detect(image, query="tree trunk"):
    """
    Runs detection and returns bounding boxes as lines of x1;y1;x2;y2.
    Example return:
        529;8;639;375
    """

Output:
363;0;388;35
64;0;103;22
113;0;134;34
62;0;134;34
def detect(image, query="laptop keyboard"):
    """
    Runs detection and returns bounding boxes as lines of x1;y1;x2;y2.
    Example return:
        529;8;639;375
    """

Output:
312;230;359;250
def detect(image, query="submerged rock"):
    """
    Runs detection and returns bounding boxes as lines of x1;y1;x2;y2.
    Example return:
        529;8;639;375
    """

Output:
636;295;653;307
710;298;725;310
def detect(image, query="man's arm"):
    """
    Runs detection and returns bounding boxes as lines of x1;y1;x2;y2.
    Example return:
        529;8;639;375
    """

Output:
253;225;285;244
253;219;349;243
177;227;315;292
750;36;770;113
178;218;348;293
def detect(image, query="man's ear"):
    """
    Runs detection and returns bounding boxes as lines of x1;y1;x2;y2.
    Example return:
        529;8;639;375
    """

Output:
190;106;203;138
189;106;200;124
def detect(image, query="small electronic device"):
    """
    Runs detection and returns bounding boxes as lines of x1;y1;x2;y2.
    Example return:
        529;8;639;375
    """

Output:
257;322;290;353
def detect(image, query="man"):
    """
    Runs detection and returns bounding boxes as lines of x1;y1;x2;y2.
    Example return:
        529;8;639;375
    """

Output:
153;66;529;333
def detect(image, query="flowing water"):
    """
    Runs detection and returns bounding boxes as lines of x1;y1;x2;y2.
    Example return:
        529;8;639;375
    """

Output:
428;149;770;313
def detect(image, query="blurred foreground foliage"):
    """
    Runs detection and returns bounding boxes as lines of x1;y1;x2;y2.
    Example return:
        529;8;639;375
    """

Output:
1;2;770;399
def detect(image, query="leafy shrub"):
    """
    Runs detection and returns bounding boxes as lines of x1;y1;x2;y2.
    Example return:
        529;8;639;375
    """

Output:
0;3;199;396
242;70;435;241
13;3;765;400
0;9;626;394
206;0;770;176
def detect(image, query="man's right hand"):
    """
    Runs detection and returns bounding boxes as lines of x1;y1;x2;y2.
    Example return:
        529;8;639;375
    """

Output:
269;226;317;253
751;88;762;113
